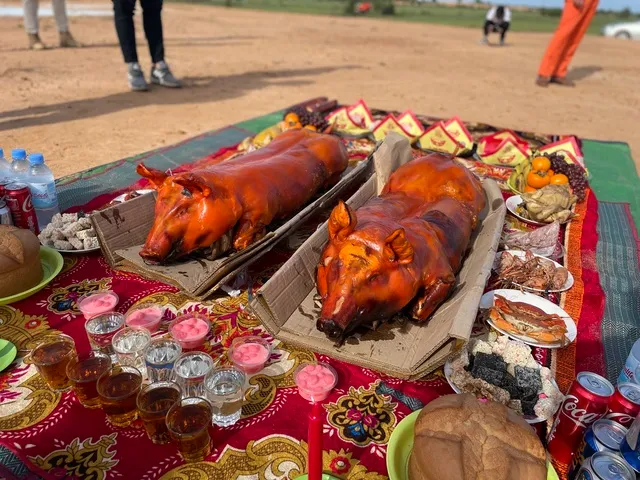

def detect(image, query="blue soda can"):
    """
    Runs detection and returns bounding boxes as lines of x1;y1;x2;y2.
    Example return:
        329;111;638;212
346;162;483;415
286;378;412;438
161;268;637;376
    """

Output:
570;419;628;478
574;451;635;480
620;412;640;476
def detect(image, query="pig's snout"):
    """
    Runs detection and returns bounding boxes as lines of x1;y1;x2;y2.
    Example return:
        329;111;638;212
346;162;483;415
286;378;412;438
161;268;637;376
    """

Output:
139;234;176;263
317;318;344;339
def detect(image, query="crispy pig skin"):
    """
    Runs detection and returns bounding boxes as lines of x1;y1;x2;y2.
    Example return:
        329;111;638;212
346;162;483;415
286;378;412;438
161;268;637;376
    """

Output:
137;129;349;262
316;153;486;338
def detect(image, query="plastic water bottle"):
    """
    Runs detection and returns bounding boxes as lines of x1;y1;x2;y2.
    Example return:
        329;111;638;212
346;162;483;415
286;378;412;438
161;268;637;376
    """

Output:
27;153;60;229
0;148;11;183
10;148;29;182
619;337;640;384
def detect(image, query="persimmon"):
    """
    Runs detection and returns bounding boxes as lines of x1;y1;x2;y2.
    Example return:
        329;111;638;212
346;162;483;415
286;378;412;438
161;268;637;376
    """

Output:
304;125;318;131
524;185;538;193
532;157;551;172
549;173;569;185
284;112;300;124
527;170;551;189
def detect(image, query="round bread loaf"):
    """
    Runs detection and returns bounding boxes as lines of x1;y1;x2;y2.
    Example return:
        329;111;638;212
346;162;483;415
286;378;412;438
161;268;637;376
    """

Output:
409;394;547;480
0;225;43;298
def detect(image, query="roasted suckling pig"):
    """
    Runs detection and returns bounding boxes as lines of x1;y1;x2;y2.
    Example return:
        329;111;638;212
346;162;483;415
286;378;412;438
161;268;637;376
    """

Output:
137;129;349;263
316;153;486;339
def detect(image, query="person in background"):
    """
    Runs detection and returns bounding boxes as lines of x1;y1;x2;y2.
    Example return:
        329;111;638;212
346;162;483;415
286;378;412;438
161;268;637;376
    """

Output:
22;0;80;50
112;0;181;91
481;5;511;46
536;0;599;87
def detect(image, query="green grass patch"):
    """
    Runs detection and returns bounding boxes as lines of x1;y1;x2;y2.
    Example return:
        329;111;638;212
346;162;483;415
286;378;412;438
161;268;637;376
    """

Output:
171;0;638;35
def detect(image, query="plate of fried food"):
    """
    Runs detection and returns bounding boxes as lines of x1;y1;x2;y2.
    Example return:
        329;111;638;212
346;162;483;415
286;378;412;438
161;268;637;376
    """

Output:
495;250;574;293
481;289;576;348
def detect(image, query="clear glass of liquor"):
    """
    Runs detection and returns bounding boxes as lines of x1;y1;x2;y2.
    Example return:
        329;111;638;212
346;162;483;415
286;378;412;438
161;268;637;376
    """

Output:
112;327;151;375
144;337;182;383
173;352;216;398
85;312;125;362
204;367;245;427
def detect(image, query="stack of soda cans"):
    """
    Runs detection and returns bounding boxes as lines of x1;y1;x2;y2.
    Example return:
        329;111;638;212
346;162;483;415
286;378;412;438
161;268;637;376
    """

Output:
546;370;640;479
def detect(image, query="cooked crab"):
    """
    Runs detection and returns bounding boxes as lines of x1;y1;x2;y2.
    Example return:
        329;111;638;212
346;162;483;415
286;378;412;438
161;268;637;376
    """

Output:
489;294;568;344
497;251;569;291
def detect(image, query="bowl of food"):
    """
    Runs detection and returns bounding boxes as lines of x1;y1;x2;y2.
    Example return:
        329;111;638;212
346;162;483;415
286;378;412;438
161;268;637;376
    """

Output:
228;336;272;374
125;303;164;333
169;312;211;349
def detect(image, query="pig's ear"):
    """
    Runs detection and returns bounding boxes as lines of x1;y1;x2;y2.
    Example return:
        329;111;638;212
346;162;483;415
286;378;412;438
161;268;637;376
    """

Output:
174;174;212;198
384;228;413;264
137;163;168;189
328;201;356;241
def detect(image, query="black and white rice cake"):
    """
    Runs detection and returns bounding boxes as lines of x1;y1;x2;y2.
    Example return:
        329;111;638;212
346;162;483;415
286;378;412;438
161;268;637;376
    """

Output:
450;333;563;421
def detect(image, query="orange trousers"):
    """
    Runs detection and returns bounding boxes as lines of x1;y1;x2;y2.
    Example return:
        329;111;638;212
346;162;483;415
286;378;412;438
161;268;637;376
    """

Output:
538;0;599;78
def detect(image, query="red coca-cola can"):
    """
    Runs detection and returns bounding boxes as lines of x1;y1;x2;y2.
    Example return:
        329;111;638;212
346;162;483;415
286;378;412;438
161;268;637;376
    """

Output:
0;181;12;199
5;183;38;234
547;371;615;466
606;382;640;428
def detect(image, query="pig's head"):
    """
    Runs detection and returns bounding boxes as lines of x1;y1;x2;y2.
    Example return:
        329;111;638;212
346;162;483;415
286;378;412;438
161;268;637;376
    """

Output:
137;163;241;263
316;201;417;339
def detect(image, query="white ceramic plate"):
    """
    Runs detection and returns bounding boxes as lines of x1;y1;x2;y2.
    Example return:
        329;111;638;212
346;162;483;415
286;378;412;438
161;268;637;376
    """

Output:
110;189;154;205
480;289;577;348
506;195;546;226
443;359;559;424
495;250;574;293
53;246;100;254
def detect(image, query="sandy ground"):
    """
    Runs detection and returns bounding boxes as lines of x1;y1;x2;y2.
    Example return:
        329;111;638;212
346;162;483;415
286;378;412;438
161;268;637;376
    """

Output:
1;3;639;177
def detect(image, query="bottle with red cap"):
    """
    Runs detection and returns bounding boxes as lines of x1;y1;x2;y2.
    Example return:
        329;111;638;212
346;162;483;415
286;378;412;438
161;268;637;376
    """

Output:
547;371;615;466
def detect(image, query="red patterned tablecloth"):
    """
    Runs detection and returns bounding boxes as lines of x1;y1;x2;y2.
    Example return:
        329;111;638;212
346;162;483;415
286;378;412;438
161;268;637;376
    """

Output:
0;138;604;480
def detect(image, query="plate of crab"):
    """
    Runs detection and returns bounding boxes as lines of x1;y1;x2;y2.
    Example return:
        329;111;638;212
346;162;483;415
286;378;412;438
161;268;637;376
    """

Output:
480;289;576;349
494;250;574;293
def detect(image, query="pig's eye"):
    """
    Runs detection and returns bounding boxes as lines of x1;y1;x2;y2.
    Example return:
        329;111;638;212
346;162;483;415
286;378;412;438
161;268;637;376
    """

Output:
367;273;379;281
182;188;192;198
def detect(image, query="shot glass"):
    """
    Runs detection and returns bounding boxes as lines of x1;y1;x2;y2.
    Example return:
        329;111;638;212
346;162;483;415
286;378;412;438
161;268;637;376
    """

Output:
66;351;112;408
112;327;151;374
137;382;182;444
204;366;245;427
166;397;213;462
144;337;182;383
85;312;125;361
173;352;215;398
26;334;77;392
97;365;142;427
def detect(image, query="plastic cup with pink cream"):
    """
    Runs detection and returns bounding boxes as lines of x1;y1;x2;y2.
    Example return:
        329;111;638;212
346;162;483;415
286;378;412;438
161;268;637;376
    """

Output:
125;303;164;333
77;291;119;320
294;362;338;402
169;312;211;349
228;336;271;374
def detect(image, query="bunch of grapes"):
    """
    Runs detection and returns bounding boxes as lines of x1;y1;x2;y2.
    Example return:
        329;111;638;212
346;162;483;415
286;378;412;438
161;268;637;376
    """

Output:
283;106;328;132
546;152;588;202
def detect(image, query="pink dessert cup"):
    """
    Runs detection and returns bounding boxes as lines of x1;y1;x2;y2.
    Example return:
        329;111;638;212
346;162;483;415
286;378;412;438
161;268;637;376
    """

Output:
77;291;120;320
228;336;272;374
125;303;164;333
294;362;338;403
169;312;211;349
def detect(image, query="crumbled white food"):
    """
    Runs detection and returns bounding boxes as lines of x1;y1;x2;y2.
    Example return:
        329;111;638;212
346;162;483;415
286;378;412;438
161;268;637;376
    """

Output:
62;222;84;237
78;217;92;228
83;237;99;250
52;229;66;240
470;338;493;355
53;240;73;250
61;213;78;224
69;237;84;250
76;229;96;240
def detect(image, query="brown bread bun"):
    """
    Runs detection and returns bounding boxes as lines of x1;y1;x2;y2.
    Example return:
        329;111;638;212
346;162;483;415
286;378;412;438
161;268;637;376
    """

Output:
0;225;43;297
409;393;547;480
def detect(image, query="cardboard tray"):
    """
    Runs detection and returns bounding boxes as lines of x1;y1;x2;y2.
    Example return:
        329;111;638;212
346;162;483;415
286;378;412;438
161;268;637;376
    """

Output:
90;151;373;299
249;134;506;379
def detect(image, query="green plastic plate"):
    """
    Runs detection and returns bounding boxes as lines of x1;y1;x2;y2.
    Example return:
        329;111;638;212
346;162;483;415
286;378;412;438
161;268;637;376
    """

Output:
0;339;17;372
386;409;558;480
0;246;64;306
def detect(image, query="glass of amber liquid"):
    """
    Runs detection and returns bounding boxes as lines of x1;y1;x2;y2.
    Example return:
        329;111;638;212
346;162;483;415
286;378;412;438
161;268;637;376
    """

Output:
136;382;181;444
26;334;77;392
166;397;213;462
66;352;112;408
97;365;143;427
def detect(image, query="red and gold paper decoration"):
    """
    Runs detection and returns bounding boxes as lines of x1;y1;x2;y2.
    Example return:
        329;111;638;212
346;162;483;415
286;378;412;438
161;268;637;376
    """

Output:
538;136;584;167
417;122;461;155
372;114;416;142
326;99;373;136
478;130;531;167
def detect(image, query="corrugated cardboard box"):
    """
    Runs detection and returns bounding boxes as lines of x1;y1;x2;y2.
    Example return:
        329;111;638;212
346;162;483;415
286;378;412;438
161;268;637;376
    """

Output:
249;134;506;379
90;151;373;298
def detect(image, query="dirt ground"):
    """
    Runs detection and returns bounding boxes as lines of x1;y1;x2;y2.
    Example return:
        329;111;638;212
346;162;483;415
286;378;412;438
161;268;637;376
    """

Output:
1;3;639;177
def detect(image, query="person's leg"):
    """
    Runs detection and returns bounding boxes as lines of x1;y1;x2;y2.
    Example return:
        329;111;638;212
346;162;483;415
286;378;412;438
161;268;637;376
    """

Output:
140;0;164;63
553;0;598;81
113;0;148;90
22;0;45;49
536;1;583;83
481;20;494;44
52;0;80;47
500;21;510;44
142;0;181;88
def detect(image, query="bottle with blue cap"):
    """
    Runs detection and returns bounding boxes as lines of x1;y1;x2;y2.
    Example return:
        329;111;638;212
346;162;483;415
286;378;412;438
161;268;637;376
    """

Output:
27;153;60;229
10;148;29;182
0;148;11;183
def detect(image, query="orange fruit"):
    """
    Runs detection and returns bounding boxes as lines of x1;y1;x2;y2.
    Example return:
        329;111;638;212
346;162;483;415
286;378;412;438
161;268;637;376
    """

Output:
284;112;300;124
304;125;317;131
524;185;538;193
549;173;569;185
532;157;551;172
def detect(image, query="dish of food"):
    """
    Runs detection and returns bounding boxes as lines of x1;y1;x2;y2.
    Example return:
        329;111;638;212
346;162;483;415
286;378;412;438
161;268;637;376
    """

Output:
495;250;573;293
501;221;565;259
138;128;349;263
38;213;99;253
506;185;576;226
109;189;154;206
387;406;558;480
0;246;64;306
444;334;563;423
506;196;545;226
481;289;577;348
316;153;486;339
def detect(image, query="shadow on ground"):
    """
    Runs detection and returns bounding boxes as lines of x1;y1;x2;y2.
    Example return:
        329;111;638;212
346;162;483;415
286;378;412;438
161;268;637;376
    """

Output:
566;65;603;81
0;65;361;130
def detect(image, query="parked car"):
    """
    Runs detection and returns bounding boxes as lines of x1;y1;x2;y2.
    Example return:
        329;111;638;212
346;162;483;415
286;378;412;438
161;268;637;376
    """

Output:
602;20;640;39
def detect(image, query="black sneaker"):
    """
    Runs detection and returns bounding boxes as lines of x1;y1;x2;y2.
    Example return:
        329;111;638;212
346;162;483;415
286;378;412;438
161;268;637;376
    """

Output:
150;61;181;88
128;62;149;92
